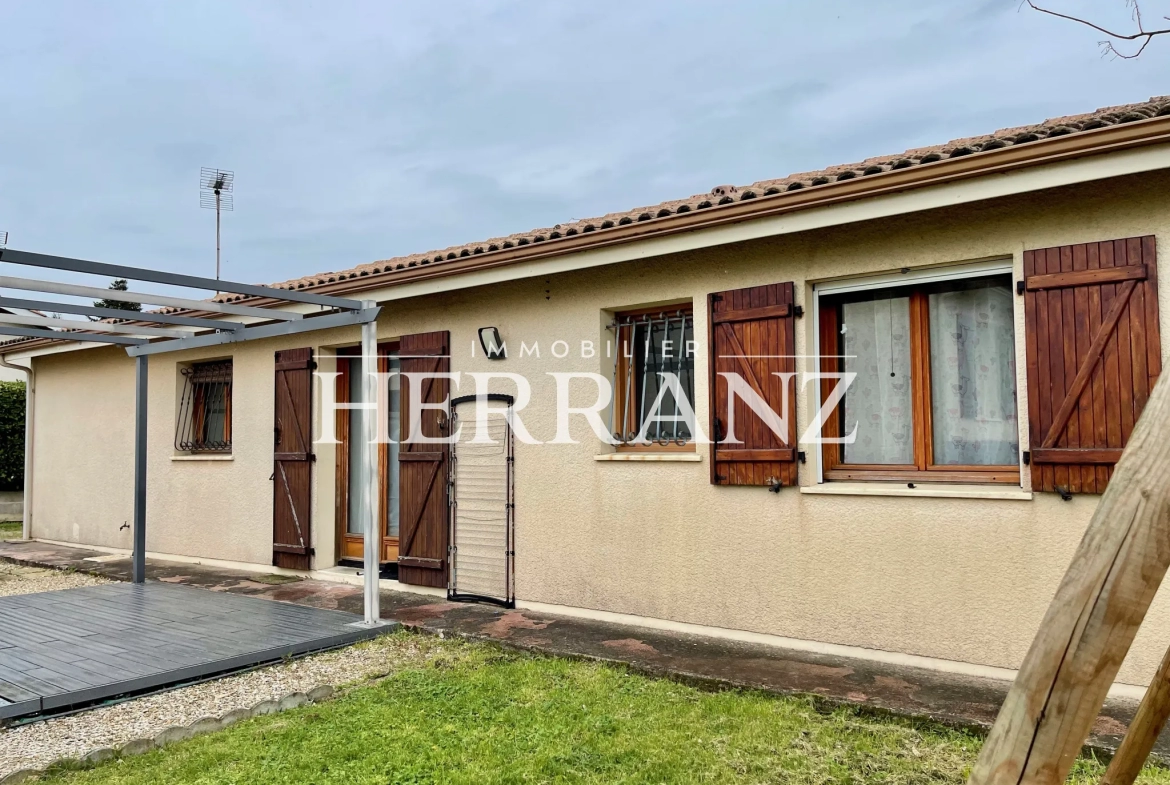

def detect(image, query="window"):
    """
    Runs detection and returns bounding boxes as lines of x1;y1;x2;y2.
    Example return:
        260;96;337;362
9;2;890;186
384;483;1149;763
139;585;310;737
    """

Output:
610;305;695;448
818;274;1020;483
175;360;232;452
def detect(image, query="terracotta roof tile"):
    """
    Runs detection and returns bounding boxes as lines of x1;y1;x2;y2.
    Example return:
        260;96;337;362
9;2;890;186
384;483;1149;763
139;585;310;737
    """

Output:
236;94;1167;300
9;95;1170;330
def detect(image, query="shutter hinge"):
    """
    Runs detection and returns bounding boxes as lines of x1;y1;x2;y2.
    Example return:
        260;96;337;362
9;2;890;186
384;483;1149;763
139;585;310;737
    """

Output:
797;450;806;464
310;453;317;462
1016;280;1026;295
1022;451;1030;465
715;474;727;483
792;305;804;318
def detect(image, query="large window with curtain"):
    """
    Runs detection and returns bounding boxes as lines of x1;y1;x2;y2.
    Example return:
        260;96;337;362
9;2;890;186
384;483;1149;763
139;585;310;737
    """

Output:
817;274;1021;484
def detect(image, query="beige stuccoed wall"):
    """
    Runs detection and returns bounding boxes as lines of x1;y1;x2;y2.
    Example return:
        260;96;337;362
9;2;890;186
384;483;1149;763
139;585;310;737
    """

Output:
28;171;1170;685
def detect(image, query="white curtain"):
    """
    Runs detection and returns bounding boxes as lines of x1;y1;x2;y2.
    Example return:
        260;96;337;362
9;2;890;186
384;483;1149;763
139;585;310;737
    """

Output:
842;297;914;464
928;284;1018;465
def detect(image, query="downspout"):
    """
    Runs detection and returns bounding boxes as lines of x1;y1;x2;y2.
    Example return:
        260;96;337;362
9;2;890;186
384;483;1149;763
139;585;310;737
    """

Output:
0;355;32;540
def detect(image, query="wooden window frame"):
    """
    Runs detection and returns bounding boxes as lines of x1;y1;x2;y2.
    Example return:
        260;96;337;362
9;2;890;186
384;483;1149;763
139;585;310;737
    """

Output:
612;302;696;452
334;342;401;564
818;282;1021;485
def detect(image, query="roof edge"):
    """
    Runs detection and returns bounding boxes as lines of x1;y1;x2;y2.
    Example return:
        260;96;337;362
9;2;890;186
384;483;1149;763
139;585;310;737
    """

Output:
6;112;1170;356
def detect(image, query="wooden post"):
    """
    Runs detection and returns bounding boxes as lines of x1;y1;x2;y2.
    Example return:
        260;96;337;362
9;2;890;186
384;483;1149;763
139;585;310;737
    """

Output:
1101;643;1170;785
968;372;1170;785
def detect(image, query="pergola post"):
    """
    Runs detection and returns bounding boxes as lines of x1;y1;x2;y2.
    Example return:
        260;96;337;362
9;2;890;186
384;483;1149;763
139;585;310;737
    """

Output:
132;354;148;583
360;301;380;624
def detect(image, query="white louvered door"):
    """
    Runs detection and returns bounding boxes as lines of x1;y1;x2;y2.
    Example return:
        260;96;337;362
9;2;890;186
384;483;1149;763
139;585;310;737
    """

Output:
449;395;514;606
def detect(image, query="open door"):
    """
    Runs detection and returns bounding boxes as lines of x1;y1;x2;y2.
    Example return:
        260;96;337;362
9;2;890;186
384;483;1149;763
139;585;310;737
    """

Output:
448;393;515;607
273;347;313;570
397;330;450;587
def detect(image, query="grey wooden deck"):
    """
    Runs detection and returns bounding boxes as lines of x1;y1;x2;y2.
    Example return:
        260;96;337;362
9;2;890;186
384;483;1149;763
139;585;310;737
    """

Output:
0;582;386;721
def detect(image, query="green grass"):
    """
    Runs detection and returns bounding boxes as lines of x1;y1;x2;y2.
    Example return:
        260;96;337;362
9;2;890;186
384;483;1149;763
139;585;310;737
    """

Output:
0;520;20;540
37;636;1170;785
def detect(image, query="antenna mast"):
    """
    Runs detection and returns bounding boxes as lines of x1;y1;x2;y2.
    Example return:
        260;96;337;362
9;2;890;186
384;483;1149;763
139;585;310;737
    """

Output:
199;168;234;281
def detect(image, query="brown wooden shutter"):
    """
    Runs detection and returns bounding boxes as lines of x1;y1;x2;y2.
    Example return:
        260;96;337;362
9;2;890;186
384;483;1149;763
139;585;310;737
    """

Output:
1024;236;1161;494
273;347;313;570
708;282;799;487
398;330;451;587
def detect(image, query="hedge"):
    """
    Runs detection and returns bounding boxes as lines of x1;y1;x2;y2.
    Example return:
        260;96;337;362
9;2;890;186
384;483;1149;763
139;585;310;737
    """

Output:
0;381;25;491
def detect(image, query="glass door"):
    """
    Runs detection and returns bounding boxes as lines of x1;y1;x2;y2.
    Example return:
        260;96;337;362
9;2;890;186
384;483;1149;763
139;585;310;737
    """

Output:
337;345;401;565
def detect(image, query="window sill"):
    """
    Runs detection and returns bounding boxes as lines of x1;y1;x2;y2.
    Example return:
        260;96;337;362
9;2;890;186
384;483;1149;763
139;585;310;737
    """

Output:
594;453;702;462
171;454;234;462
801;482;1031;501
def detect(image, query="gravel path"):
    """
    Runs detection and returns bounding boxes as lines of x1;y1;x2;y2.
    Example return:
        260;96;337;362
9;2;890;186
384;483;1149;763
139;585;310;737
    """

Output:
0;562;109;597
0;631;457;776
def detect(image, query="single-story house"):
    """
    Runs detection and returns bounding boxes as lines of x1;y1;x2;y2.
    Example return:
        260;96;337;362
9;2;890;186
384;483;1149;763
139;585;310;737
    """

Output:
4;94;1169;688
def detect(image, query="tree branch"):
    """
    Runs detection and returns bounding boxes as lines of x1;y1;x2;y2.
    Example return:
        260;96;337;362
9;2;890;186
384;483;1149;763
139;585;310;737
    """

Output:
1026;0;1170;59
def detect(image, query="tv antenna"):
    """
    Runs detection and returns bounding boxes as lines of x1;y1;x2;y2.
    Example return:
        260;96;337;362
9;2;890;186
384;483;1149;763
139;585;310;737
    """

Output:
0;232;7;249
199;168;234;281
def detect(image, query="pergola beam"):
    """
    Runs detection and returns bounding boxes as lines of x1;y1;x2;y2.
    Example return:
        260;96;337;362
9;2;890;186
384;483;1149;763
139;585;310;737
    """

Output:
124;307;380;357
0;276;303;321
0;313;194;339
0;295;245;331
0;324;146;346
0;249;362;310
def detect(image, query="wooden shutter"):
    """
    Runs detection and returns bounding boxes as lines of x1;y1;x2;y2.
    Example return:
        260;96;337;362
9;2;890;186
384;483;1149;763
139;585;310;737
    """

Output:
398;330;450;587
708;282;798;487
1024;236;1161;494
273;347;313;570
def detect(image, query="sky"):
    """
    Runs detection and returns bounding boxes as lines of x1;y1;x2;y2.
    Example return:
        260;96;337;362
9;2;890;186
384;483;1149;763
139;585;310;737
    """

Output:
0;0;1168;292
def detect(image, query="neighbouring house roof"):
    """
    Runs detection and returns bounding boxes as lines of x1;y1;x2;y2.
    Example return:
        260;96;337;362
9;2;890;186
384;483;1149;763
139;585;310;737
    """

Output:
4;94;1170;351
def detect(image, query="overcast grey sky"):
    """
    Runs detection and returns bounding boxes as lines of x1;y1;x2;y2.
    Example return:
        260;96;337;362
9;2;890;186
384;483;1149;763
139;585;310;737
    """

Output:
1;1;1168;289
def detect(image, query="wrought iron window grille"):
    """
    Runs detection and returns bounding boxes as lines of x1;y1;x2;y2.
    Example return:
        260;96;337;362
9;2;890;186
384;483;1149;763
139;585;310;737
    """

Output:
608;309;695;445
175;360;233;452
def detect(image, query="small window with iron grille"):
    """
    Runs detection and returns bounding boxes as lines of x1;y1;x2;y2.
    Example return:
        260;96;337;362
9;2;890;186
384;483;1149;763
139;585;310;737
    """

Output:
175;360;233;453
609;304;696;448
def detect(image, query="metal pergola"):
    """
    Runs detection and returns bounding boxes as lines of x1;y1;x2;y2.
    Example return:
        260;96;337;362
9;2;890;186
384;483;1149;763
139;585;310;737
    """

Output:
0;248;386;625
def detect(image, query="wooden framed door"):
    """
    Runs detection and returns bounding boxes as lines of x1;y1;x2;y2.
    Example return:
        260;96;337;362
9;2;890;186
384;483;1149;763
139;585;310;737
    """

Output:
334;343;401;564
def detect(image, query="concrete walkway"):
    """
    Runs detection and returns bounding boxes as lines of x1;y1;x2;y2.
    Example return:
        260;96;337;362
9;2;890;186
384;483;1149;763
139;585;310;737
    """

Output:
0;539;1156;758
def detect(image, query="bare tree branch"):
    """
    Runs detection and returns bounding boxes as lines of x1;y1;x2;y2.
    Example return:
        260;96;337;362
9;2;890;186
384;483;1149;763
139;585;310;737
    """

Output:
1026;0;1170;59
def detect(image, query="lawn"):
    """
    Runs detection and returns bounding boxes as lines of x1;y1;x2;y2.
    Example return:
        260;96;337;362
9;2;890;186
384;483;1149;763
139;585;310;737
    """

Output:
0;521;20;540
37;637;1170;785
